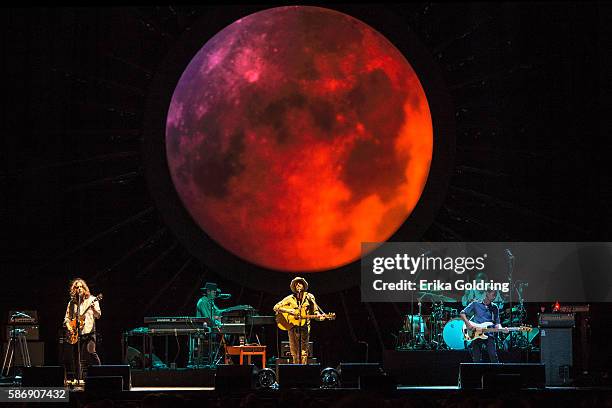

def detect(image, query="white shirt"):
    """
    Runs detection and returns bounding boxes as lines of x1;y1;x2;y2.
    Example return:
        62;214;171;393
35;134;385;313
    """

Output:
63;296;101;335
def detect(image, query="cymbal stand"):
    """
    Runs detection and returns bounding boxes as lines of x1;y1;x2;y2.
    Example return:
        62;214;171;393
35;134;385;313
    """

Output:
430;302;442;350
414;295;428;349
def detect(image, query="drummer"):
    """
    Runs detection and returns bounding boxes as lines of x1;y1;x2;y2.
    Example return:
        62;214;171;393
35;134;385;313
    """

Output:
461;272;504;308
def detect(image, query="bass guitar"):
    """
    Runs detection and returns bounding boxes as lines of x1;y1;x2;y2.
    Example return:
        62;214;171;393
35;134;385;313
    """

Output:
66;294;103;344
276;310;336;331
463;321;531;341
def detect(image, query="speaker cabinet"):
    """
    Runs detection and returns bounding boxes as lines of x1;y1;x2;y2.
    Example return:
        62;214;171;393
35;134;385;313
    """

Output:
280;341;314;358
277;364;321;388
2;341;44;366
86;376;124;394
215;364;256;393
276;357;318;365
540;327;573;385
87;365;131;390
338;363;382;388
22;366;66;387
459;363;545;389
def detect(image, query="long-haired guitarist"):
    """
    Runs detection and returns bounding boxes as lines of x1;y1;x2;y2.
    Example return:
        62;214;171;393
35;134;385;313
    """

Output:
274;277;327;364
63;278;101;378
459;289;501;363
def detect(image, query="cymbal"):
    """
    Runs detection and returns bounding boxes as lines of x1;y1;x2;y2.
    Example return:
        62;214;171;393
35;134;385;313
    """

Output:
418;292;456;302
502;318;523;326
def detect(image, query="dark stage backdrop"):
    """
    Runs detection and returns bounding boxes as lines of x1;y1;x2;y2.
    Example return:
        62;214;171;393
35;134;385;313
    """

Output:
1;5;610;376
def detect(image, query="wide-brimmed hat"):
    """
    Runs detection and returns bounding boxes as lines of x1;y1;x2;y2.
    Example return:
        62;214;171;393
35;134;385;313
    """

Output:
290;276;308;293
200;282;220;292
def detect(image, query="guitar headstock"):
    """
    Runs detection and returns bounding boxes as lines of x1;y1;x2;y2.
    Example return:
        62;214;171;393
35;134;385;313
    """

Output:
95;294;103;302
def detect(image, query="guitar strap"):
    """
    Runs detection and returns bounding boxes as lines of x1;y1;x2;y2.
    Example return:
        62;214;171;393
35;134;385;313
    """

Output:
309;293;325;315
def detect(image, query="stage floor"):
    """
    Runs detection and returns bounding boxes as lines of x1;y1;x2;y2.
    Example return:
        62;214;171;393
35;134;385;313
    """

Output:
63;384;612;408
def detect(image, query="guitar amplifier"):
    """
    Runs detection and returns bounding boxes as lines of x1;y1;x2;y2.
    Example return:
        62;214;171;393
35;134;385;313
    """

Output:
8;310;38;324
538;313;575;328
281;341;313;358
5;325;40;341
2;341;44;366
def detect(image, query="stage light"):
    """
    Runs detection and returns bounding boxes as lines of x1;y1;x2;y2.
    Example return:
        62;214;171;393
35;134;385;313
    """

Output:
256;368;277;389
320;367;339;388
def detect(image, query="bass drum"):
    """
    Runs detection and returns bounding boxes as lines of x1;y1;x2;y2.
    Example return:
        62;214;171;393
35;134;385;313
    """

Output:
443;318;466;350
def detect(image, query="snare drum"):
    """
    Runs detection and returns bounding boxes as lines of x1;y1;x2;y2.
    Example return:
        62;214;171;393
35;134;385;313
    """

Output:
443;318;466;350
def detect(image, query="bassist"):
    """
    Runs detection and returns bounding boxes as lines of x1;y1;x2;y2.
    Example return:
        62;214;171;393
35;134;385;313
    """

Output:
459;289;501;363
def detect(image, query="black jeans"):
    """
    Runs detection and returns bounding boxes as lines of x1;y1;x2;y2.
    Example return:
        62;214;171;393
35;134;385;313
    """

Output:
74;333;101;379
469;336;499;363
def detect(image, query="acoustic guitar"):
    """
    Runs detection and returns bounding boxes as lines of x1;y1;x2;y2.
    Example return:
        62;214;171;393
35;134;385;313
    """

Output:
463;321;532;341
276;309;335;331
66;294;103;344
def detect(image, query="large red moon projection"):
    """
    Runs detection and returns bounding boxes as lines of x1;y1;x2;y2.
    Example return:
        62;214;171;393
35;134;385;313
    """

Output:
166;6;433;272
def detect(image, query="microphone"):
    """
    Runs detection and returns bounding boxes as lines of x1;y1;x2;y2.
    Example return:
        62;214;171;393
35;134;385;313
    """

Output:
505;249;514;259
217;293;231;300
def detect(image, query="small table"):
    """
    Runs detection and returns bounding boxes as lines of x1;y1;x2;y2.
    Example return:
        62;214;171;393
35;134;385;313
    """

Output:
225;345;267;368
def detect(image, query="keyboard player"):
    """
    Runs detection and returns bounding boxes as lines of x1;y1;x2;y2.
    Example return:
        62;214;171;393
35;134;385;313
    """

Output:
190;282;227;366
196;282;226;325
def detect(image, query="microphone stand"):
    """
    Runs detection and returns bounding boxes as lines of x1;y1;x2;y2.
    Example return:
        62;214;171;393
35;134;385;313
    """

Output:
506;252;514;351
75;293;82;382
297;291;303;364
409;286;415;349
209;293;218;367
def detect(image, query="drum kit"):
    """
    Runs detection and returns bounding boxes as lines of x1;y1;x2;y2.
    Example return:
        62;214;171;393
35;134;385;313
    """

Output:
399;304;463;350
396;293;538;351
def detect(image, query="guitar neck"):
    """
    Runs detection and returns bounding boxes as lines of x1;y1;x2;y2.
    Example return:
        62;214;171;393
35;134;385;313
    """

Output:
483;327;523;333
74;295;101;317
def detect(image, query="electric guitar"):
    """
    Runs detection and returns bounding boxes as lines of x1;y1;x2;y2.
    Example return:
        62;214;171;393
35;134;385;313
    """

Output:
463;321;532;341
66;294;103;344
275;310;336;331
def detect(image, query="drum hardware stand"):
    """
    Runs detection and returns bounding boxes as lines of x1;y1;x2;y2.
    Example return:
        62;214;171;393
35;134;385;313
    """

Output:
411;294;429;349
505;249;515;350
430;302;446;350
407;252;429;350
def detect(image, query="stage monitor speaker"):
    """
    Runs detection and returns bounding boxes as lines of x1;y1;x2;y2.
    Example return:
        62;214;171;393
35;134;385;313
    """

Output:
87;365;131;390
2;341;44;366
459;363;545;389
540;327;573;385
338;363;382;388
278;364;321;388
215;364;256;394
86;376;124;394
21;366;66;387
